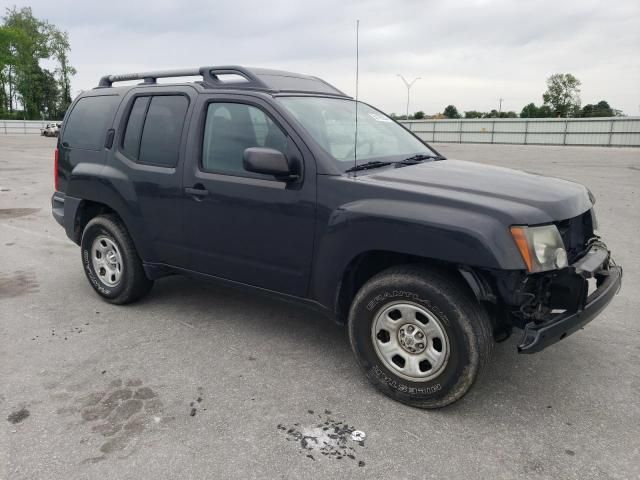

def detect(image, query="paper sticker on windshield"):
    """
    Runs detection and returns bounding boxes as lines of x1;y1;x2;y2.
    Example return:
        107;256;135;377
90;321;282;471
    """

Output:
368;113;392;122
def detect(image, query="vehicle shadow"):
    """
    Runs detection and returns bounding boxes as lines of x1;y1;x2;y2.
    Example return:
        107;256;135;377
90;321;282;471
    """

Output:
142;274;598;418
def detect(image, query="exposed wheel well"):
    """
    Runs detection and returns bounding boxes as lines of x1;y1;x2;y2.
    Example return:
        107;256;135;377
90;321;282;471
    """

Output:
71;200;116;244
335;250;495;326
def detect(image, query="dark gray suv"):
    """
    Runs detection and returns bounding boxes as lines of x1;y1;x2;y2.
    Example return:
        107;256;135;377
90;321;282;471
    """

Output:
51;66;622;408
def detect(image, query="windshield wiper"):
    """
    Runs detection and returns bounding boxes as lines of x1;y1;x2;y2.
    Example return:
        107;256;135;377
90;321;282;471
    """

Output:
397;154;444;165
345;160;393;173
346;154;445;173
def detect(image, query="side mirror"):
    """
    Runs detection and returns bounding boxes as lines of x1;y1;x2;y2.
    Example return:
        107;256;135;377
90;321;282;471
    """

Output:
243;147;298;181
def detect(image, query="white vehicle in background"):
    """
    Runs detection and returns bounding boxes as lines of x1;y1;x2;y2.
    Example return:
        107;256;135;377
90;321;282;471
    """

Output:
41;122;62;137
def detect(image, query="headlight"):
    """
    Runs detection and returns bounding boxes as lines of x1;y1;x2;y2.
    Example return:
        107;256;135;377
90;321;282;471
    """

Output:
510;225;568;272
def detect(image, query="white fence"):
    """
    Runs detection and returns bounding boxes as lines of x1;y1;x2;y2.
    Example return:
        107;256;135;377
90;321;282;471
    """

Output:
0;120;55;135
3;117;640;147
400;117;640;147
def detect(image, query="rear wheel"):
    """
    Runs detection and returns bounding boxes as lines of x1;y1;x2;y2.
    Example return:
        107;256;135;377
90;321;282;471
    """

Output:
348;265;493;408
80;214;153;304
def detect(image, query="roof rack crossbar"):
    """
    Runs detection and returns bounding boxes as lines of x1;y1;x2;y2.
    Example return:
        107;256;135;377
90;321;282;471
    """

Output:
97;65;271;89
98;68;201;87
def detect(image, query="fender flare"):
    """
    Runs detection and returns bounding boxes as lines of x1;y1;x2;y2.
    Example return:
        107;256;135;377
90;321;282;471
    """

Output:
309;199;525;312
64;163;157;262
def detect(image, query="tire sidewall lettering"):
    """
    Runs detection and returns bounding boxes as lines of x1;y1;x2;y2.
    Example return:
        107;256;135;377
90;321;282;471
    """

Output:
371;365;442;395
82;228;121;297
351;278;474;405
366;289;450;328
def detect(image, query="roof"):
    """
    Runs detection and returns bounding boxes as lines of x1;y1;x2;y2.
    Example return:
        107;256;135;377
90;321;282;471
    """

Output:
96;65;350;98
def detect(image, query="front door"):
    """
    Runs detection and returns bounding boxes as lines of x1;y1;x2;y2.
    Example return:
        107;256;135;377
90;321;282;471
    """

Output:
181;95;316;297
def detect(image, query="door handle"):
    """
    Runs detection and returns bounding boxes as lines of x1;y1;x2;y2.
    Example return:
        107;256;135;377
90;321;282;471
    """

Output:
104;129;115;149
185;186;209;198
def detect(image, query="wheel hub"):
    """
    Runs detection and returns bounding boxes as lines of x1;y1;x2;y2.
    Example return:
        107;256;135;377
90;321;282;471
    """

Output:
106;251;118;266
91;235;123;287
371;301;450;382
398;324;427;354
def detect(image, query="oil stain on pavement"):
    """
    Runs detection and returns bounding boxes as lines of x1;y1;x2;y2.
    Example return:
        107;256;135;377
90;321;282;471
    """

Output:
0;270;39;299
0;207;40;219
54;378;165;464
278;410;366;467
7;407;30;424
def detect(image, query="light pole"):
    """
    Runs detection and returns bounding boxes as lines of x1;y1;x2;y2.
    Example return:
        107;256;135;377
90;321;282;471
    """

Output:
397;74;421;120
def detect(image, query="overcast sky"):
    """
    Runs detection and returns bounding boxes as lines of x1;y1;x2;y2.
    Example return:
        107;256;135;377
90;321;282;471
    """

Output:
23;0;640;115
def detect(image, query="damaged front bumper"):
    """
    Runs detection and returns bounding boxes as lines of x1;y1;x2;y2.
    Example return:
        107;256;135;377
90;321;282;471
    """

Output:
517;245;622;354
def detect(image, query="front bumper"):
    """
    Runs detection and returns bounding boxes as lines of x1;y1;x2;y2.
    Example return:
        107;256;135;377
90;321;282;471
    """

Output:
518;246;622;353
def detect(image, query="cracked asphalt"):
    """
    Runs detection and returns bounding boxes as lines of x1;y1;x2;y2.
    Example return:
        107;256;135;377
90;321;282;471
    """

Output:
1;135;639;479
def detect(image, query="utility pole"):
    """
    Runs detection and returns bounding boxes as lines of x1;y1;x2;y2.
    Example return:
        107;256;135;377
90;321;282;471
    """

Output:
397;74;421;120
498;98;503;116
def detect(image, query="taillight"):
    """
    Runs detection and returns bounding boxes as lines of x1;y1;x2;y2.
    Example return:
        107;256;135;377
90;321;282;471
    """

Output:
54;148;59;191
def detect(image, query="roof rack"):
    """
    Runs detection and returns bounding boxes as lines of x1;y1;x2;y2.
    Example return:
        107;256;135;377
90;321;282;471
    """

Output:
97;65;350;97
98;66;270;89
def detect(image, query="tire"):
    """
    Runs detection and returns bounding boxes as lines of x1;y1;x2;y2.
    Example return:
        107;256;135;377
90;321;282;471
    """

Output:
348;265;493;409
80;214;153;304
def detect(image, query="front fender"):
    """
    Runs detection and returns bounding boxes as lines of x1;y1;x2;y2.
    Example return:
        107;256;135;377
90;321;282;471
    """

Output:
309;199;524;310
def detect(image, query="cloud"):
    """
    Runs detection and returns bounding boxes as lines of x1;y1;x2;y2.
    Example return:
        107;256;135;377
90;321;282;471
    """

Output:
21;0;640;115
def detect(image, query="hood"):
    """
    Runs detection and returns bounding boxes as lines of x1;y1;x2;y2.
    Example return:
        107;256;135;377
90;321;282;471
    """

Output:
364;159;592;225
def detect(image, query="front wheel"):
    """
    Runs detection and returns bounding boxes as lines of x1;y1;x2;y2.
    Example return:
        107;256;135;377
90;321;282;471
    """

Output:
80;214;153;304
348;265;493;408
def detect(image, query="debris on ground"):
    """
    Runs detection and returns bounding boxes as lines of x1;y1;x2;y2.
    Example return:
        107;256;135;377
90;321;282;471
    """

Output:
277;411;366;466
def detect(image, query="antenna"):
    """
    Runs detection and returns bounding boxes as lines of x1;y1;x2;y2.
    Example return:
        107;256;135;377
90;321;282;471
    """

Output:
353;19;360;176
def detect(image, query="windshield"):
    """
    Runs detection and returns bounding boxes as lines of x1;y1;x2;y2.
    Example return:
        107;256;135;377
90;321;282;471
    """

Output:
278;96;436;171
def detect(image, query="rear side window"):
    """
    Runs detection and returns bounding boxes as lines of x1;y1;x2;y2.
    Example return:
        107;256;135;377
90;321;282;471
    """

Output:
122;97;149;160
62;95;119;150
122;95;189;167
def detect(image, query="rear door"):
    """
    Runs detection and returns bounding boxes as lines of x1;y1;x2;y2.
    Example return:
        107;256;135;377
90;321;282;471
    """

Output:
110;85;195;267
180;93;317;297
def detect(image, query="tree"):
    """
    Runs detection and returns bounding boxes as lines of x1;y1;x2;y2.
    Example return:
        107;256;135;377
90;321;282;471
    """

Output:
443;105;461;119
464;110;483;119
581;100;614;117
49;27;75;113
520;103;556;118
0;7;75;119
520;103;538;118
413;110;425;120
542;73;581;117
539;105;554;117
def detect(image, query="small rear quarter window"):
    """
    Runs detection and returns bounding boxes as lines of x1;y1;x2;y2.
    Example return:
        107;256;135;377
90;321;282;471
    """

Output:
62;95;119;150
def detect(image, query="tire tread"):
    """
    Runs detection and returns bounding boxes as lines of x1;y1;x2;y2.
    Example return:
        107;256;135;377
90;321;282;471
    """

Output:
81;214;153;304
348;264;493;408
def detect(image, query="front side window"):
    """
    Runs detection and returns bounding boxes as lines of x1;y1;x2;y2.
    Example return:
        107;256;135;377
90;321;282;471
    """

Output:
121;95;189;167
278;96;436;170
202;102;288;176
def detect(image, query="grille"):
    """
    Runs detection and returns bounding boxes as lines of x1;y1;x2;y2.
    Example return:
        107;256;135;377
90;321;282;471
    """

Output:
555;210;595;264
